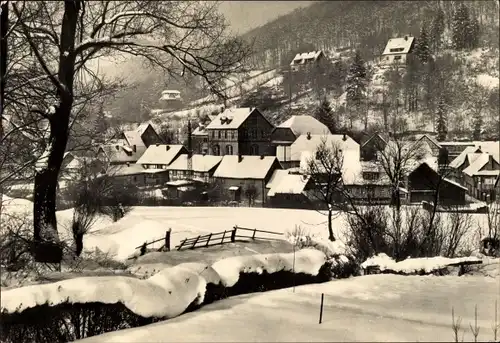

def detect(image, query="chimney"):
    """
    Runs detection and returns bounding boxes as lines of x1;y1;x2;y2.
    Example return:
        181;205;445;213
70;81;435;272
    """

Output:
306;132;311;140
166;145;170;151
404;35;408;41
126;162;130;167
342;133;347;141
132;145;136;152
238;155;243;163
155;143;159;147
115;145;119;150
260;155;265;160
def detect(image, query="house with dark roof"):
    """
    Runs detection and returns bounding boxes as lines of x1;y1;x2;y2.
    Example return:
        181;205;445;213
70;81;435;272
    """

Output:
213;155;282;206
120;122;162;148
271;115;331;168
408;162;468;206
360;133;389;161
380;35;415;67
205;107;274;157
411;134;442;158
135;144;187;186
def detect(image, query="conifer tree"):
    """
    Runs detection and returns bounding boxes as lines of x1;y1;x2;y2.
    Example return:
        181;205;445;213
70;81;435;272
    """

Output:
436;96;448;141
468;17;480;49
314;98;338;134
472;112;483;141
452;3;471;50
431;8;445;52
415;26;431;64
346;50;367;109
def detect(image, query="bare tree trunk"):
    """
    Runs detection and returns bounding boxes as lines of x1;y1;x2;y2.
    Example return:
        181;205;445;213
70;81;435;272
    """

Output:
0;1;8;223
328;208;335;241
33;0;80;260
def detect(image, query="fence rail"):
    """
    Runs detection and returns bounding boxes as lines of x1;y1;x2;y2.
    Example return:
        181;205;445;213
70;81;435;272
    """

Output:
133;226;283;255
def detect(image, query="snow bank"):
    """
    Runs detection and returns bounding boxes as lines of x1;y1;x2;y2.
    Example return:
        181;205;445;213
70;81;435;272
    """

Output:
361;253;482;274
211;248;327;287
1;265;206;319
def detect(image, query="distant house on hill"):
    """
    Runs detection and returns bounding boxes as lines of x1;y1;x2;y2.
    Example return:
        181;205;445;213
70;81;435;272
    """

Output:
205;107;274;157
380;35;415;66
159;90;183;110
290;50;326;72
271;115;331;168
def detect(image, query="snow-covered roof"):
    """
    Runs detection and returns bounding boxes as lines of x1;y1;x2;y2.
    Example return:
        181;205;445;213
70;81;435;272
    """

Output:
413;134;442;150
192;125;208;136
136;144;185;166
98;144;147;163
290;51;324;65
382;36;415;55
299;149;362;185
449;147;482;169
277;115;331;137
136;123;152;136
463;153;497;176
267;173;310;197
213;155;280;180
266;169;290;189
205;107;268;130
167;154;222;173
290;134;359;162
123;130;146;147
361;133;388;148
107;163;146;177
162;90;181;95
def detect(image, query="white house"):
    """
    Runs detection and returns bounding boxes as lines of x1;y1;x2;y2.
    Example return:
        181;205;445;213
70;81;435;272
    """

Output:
380;35;415;66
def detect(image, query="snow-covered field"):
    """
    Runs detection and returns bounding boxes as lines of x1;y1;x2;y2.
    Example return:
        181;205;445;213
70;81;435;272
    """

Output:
77;274;500;342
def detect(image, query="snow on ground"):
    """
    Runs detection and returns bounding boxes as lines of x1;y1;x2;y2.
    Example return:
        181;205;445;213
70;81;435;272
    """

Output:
1;265;206;319
476;73;499;89
77;274;499;342
361;253;483;273
81;206;338;262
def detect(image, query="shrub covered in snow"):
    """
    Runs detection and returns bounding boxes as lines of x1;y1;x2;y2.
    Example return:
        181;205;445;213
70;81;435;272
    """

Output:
361;253;482;275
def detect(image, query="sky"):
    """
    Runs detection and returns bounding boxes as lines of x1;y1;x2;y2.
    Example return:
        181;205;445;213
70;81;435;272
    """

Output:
94;1;314;81
218;1;314;34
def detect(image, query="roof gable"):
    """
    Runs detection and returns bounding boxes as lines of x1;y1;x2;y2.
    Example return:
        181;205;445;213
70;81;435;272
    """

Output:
361;133;388;148
463;153;491;176
205;107;256;130
278;115;331;137
382;36;415;55
213;155;280;179
136;144;185;166
98;144;147;163
449;147;483;169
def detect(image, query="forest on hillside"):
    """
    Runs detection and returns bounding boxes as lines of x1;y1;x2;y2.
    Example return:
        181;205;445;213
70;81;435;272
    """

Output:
242;0;499;68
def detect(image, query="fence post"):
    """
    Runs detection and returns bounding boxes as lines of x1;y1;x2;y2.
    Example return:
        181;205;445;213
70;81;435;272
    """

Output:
231;227;237;242
206;233;212;247
252;228;256;240
221;230;226;244
165;228;171;252
319;293;324;324
191;235;201;249
177;238;186;251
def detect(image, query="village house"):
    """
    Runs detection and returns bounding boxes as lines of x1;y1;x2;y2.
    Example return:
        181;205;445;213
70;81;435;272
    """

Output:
360;133;389;161
96;143;147;169
163;154;223;202
441;141;499;161
461;153;500;201
266;170;314;208
205;107;274;157
271;115;331;169
121;122;162;148
60;152;103;182
380;35;415;67
290;50;326;72
411;134;442;158
135;144;188;186
191;124;209;155
159;90;183;110
448;146;485;182
212;155;282;206
104;163;149;188
407;161;468;206
290;133;360;169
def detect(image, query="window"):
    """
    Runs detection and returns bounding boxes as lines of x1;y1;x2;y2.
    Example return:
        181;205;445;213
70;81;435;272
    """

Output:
156;164;162;169
363;172;379;181
394;55;402;60
226;145;233;155
389;48;404;53
218;130;222;139
224;130;227;139
231;130;235;139
261;130;265;138
251;144;259;155
133;176;137;182
241;129;247;139
213;144;220;156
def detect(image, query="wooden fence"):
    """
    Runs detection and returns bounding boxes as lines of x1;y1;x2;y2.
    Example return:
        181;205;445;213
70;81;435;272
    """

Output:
132;226;283;256
175;226;283;251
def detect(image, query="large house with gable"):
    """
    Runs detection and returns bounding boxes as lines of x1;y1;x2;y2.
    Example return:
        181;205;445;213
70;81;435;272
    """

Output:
380;35;415;67
290;50;326;72
205;107;274;157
